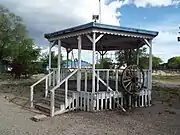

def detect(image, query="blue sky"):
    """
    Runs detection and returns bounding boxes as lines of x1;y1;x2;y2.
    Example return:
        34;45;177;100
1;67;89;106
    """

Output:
1;0;180;63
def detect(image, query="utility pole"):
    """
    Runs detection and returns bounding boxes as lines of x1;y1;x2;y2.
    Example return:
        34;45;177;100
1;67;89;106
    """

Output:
99;0;102;23
178;26;180;42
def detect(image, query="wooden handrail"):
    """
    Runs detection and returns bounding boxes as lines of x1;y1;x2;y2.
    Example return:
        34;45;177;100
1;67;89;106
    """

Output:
31;72;53;88
50;69;79;92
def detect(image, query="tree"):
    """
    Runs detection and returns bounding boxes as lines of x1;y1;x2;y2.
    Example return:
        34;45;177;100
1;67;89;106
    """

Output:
115;47;148;68
167;56;180;69
96;57;113;69
115;47;163;69
0;5;41;77
152;56;163;69
40;52;64;70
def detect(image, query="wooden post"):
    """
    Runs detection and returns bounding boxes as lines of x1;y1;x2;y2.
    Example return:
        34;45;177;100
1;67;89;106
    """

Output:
148;40;152;102
137;45;139;65
50;90;55;117
30;86;33;108
57;40;61;83
77;36;82;92
92;32;96;93
49;42;52;86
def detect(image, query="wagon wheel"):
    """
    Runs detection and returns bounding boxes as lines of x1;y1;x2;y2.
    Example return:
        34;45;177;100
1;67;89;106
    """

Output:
121;65;144;95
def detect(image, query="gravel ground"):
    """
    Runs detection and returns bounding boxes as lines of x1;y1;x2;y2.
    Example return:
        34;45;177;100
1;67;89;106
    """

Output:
0;76;180;135
0;93;180;135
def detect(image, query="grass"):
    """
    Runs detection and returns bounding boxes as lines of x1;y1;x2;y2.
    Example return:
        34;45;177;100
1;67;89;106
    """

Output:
153;76;180;83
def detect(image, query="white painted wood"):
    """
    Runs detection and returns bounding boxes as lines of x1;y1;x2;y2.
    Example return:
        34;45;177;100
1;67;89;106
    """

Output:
97;71;99;92
96;93;99;111
80;92;83;110
86;34;93;43
95;34;104;43
48;28;154;41
91;93;94;111
83;92;86;111
65;80;68;108
50;90;55;117
77;36;82;92
142;90;144;107
87;92;90;111
121;93;123;106
49;42;52;86
85;71;87;92
105;92;107;110
115;70;118;91
109;92;112;110
149;90;152;106
53;71;55;86
72;93;75;110
129;95;131;107
92;32;96;93
101;93;103;110
148;40;152;90
30;86;34;108
113;92;115;109
95;74;113;91
117;91;120;105
57;40;61;83
45;77;48;98
106;70;109;91
76;92;79;109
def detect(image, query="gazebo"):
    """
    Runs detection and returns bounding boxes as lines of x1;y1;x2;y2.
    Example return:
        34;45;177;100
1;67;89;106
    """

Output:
30;22;158;117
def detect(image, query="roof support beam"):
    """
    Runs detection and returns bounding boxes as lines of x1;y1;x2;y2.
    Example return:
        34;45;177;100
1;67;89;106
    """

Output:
86;34;104;43
143;39;151;47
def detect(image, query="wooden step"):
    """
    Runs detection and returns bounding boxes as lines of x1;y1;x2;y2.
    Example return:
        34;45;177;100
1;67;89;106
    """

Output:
47;94;72;102
40;98;64;108
35;103;61;115
35;103;51;114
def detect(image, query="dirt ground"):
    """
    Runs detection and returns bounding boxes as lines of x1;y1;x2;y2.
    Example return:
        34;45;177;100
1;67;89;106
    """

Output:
0;74;180;135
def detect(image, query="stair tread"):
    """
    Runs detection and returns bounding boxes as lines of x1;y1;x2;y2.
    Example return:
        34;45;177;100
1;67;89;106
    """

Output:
41;98;64;104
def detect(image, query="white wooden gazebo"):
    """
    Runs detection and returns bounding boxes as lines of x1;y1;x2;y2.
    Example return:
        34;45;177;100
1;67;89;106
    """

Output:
30;22;158;117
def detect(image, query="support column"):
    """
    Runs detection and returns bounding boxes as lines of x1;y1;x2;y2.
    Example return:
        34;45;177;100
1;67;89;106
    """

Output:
99;51;107;68
48;42;52;86
92;33;96;93
136;46;139;65
148;40;152;90
77;36;82;92
57;40;61;84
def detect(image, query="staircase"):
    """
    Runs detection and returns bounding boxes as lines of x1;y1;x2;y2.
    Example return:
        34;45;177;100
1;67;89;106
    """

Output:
30;69;79;117
34;88;75;115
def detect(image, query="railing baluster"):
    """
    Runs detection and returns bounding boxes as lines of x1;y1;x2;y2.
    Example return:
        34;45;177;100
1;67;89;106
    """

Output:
97;71;99;92
50;90;55;117
85;70;87;92
115;70;118;92
65;80;68;108
53;71;55;86
106;70;109;91
45;76;48;98
30;86;34;108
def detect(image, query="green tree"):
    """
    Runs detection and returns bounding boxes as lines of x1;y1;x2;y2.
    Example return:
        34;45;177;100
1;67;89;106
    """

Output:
96;57;113;69
152;56;163;69
115;47;148;68
40;52;64;69
167;56;180;69
0;5;40;77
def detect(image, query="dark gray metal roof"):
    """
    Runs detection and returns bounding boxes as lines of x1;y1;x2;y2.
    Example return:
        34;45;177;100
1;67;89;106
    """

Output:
44;22;158;39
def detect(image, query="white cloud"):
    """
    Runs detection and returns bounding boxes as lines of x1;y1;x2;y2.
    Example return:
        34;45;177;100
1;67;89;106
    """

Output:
123;0;180;7
1;0;180;63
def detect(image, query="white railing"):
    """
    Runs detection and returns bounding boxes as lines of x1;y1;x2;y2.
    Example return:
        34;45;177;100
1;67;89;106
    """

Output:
30;70;56;108
50;69;79;116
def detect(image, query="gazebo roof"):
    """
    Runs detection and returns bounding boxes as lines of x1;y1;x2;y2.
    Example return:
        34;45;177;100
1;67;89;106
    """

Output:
44;22;158;51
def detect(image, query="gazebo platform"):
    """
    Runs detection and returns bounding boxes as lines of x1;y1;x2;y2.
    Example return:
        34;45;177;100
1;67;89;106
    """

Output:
30;22;158;117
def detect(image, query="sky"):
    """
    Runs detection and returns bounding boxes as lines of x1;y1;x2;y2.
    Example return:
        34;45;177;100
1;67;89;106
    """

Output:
1;0;180;63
